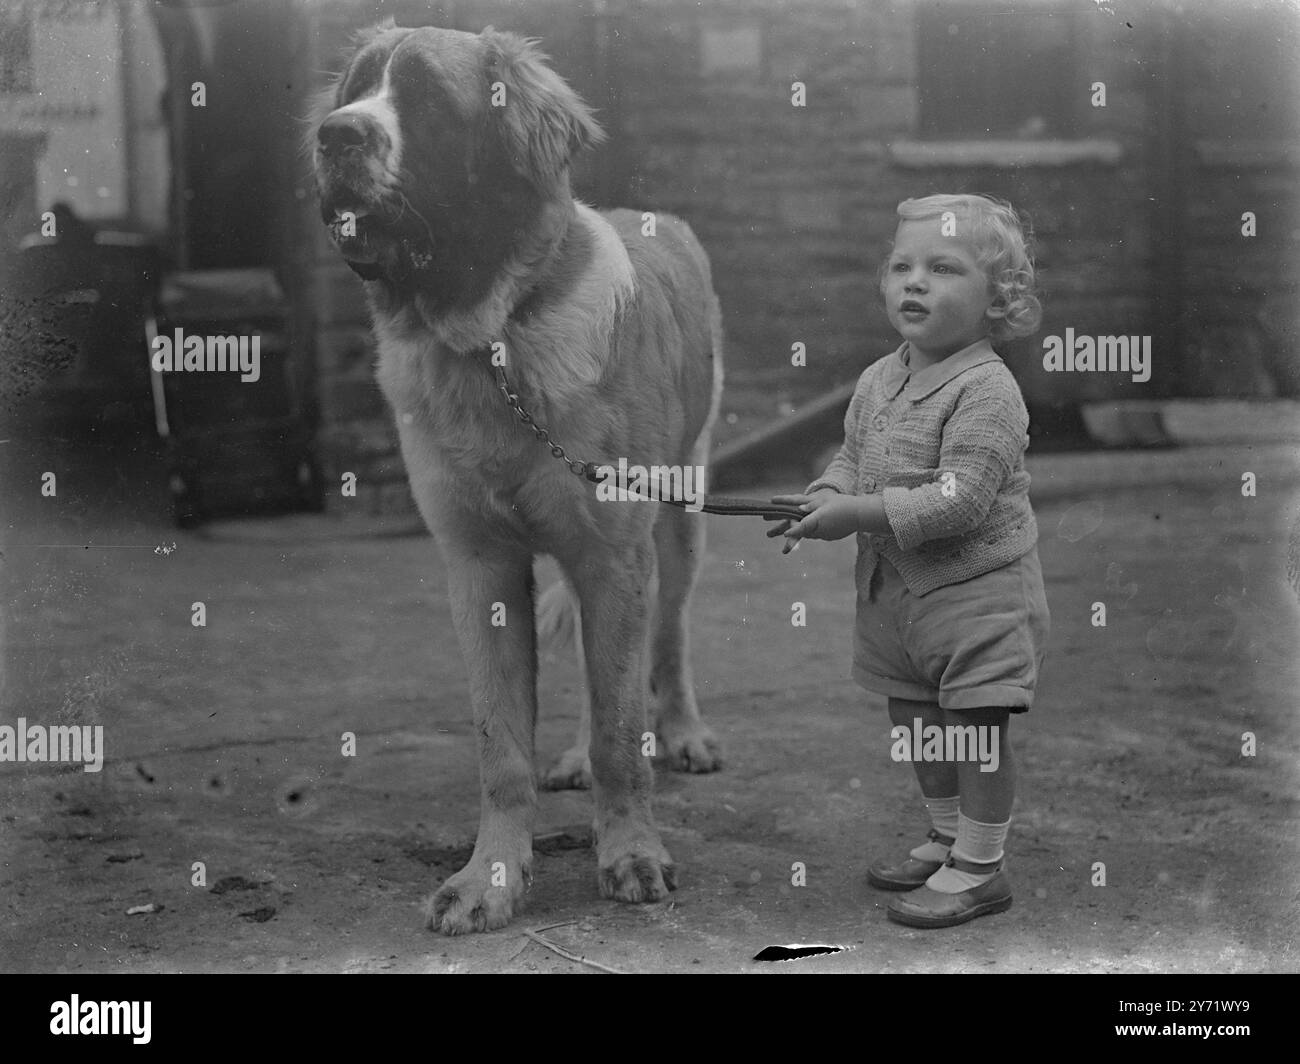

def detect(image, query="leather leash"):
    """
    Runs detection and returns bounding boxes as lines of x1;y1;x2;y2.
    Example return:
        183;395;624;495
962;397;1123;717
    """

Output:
491;361;805;521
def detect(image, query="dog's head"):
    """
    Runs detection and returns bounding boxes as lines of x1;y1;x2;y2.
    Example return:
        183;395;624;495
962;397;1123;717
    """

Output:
311;21;604;286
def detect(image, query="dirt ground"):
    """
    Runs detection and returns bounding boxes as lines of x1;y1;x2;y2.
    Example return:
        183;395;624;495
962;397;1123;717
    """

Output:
1;401;1298;974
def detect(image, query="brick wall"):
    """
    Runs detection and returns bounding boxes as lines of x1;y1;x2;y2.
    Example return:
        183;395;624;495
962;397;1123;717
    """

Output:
299;0;1300;511
607;0;1298;405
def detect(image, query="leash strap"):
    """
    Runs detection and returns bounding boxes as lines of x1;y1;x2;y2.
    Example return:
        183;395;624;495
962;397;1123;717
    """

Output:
664;495;807;519
491;362;804;521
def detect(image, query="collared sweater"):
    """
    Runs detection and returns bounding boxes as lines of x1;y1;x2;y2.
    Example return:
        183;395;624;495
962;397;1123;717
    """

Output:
806;338;1038;597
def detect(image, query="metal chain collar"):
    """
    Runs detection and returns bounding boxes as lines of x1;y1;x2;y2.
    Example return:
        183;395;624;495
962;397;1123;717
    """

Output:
492;362;603;485
488;356;809;521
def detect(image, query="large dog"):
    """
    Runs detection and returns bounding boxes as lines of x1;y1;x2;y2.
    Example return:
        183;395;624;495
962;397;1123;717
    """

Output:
312;22;723;933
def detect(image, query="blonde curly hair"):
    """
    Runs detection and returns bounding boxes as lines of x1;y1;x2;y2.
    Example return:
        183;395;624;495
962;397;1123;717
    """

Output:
887;193;1042;344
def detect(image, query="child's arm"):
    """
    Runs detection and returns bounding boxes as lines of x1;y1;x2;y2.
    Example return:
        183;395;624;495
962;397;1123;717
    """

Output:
880;384;1028;551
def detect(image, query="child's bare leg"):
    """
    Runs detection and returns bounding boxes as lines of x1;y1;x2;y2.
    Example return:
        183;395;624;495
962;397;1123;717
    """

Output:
948;706;1015;822
886;705;1017;923
924;705;1013;892
869;698;959;883
887;696;955;797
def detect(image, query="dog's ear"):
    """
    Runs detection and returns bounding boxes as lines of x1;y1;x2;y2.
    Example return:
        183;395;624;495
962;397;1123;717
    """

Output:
481;28;605;185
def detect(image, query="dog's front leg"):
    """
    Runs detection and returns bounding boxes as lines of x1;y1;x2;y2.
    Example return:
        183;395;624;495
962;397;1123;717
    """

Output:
567;540;677;904
426;546;538;934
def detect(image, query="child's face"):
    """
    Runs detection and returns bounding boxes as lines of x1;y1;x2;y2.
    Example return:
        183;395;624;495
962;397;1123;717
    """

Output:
881;218;1006;363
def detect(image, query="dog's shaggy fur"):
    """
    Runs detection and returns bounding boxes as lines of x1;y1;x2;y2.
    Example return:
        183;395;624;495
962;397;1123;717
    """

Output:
312;22;723;933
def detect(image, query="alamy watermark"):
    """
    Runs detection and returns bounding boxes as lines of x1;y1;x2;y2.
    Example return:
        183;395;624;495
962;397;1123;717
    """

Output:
0;718;104;772
594;458;706;512
50;996;150;1044
150;328;262;382
890;719;1000;773
1041;329;1151;383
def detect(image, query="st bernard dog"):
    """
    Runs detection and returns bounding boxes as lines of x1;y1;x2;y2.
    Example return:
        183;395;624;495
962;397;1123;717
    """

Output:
312;21;724;934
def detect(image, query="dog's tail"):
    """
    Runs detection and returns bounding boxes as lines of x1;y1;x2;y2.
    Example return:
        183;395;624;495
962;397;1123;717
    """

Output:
536;579;579;653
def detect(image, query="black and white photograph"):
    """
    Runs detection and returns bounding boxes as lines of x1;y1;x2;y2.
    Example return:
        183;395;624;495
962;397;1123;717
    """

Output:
0;0;1297;1003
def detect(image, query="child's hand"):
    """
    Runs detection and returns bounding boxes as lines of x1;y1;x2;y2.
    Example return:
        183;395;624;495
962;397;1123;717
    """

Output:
764;489;838;540
766;490;860;553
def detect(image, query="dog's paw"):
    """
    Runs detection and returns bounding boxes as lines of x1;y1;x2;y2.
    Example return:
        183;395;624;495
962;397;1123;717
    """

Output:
539;747;592;790
425;858;530;935
658;720;723;774
597;845;677;904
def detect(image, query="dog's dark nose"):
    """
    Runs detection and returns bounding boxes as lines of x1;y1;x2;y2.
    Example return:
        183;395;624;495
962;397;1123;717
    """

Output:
317;112;374;157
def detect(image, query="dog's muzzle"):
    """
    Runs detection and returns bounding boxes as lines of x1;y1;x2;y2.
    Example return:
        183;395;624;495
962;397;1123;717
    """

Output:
314;111;392;275
317;111;380;159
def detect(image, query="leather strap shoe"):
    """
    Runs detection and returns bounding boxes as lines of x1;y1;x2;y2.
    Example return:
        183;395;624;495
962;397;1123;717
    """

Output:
886;856;1012;928
866;829;956;891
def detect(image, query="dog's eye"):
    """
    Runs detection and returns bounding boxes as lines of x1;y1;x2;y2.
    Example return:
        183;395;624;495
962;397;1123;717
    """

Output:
389;60;439;106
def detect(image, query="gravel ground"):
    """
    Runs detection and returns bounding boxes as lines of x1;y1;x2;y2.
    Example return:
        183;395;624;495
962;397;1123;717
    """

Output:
1;398;1298;973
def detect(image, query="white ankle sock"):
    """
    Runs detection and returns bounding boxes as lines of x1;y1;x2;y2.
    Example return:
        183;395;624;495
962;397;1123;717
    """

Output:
926;812;1009;893
909;794;960;861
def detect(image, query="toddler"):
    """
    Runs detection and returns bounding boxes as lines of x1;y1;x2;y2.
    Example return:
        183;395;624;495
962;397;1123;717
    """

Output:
770;193;1050;927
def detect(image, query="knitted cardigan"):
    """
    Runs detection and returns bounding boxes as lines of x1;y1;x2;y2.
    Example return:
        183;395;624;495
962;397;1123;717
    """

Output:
806;338;1038;596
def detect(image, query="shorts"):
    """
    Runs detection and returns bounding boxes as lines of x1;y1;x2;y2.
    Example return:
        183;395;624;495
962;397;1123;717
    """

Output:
852;547;1050;712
